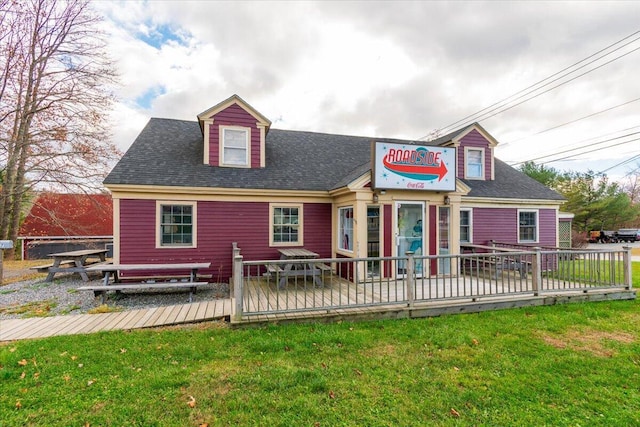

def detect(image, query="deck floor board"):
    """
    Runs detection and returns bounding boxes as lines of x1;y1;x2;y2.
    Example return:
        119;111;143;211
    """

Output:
1;298;232;341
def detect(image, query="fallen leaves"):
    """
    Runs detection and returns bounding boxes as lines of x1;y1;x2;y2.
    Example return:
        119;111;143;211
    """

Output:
187;395;197;408
450;408;460;418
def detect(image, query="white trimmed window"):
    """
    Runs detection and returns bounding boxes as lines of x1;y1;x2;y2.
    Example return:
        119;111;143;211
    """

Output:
338;206;354;252
157;201;196;248
271;204;302;246
518;210;538;243
465;147;484;179
220;126;249;166
460;208;472;243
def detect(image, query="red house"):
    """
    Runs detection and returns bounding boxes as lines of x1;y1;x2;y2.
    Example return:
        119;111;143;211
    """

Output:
18;193;113;259
104;95;565;281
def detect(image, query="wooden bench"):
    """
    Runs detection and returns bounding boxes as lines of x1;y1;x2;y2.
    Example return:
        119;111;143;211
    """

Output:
117;273;213;282
78;281;210;304
30;260;75;273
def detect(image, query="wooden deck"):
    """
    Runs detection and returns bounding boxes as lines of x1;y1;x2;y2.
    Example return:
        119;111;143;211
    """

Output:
233;274;636;325
0;299;231;342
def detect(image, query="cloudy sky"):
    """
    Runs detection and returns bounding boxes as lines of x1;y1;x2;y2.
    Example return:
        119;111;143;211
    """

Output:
93;0;640;182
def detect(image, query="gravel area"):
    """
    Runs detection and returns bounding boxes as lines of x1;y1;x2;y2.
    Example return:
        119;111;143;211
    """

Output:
0;274;230;321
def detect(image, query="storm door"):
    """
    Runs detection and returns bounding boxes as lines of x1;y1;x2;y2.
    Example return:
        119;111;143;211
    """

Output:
438;206;451;274
396;202;424;277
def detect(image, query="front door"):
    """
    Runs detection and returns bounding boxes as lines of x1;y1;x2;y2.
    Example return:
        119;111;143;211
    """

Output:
396;202;424;276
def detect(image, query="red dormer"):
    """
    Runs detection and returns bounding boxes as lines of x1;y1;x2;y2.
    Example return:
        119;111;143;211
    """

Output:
197;94;271;168
440;123;498;181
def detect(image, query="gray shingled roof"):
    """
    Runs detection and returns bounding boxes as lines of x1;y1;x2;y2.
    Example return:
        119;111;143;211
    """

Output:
104;118;564;201
462;159;565;201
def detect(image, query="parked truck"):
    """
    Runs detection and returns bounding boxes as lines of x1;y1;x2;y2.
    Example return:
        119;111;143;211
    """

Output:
616;228;640;243
589;229;640;243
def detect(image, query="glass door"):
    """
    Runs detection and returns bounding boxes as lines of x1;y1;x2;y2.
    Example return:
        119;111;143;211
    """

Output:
438;206;450;274
367;206;380;277
396;202;424;276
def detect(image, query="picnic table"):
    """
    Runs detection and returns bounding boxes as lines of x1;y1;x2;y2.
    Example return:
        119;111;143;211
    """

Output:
81;262;212;303
460;244;531;279
266;248;331;289
32;249;109;282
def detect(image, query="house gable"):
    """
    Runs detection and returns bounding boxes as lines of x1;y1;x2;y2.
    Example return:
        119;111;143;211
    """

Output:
439;123;497;181
197;94;271;168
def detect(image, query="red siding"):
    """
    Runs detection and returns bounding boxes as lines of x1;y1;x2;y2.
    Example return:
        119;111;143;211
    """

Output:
119;199;331;282
538;209;558;245
472;208;557;246
457;129;492;180
206;103;261;168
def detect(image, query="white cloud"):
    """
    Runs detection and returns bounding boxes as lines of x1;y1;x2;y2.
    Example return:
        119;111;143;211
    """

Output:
93;0;640;179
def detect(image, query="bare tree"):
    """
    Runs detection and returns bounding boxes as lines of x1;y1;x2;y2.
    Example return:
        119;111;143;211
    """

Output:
621;165;640;204
0;0;120;258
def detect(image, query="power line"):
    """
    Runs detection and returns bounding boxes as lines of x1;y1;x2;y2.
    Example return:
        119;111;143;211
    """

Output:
446;45;640;134
540;136;640;165
598;153;640;174
422;30;640;139
509;124;640;161
509;130;640;165
504;97;640;145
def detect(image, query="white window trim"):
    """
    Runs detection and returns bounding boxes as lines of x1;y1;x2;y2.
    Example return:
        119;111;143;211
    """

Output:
269;203;303;247
219;125;250;167
156;200;197;249
464;147;485;180
460;208;473;243
337;206;354;254
518;209;539;243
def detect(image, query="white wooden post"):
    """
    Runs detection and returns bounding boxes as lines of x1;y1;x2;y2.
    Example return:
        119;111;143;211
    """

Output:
532;247;541;296
232;243;243;322
0;240;14;285
406;250;415;308
623;246;632;290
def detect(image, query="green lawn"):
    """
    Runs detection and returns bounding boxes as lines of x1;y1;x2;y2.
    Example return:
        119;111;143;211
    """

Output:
1;297;638;426
1;262;638;426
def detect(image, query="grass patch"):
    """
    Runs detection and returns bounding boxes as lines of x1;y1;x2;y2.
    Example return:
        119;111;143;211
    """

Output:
59;305;82;315
87;304;123;314
1;299;639;426
0;300;57;317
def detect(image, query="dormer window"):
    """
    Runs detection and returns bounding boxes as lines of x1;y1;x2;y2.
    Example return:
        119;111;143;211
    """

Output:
220;126;250;167
465;147;485;179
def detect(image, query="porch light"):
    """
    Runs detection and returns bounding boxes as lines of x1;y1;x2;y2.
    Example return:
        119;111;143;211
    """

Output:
444;195;451;205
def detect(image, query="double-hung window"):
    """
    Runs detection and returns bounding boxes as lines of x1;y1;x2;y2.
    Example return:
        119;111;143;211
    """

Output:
338;207;354;252
465;148;484;179
158;202;196;247
271;204;302;245
221;126;249;166
518;210;538;243
460;209;472;243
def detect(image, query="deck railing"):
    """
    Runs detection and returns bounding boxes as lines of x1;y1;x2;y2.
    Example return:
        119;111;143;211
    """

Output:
232;246;633;320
